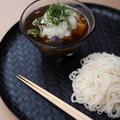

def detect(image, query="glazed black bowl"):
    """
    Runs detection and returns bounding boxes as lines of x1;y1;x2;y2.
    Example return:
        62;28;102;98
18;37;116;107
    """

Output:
19;0;95;58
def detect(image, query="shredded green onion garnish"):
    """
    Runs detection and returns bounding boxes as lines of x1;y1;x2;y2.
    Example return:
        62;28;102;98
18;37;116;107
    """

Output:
45;4;70;26
32;17;43;27
27;28;40;36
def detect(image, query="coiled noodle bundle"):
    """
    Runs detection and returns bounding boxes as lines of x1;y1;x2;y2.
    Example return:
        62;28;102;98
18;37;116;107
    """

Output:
69;52;120;118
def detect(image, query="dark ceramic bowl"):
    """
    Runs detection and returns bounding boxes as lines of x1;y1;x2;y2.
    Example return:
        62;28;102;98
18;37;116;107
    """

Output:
19;0;95;58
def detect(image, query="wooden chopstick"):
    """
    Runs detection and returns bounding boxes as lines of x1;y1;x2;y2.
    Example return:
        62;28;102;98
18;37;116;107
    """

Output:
16;75;92;120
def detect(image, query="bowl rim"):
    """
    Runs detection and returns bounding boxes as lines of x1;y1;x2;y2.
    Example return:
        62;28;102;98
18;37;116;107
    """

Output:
19;0;95;50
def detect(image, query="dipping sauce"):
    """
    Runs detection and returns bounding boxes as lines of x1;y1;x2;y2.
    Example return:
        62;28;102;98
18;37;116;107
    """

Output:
24;4;88;47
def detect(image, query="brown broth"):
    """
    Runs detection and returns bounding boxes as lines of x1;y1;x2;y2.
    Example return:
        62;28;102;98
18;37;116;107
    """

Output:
24;6;88;47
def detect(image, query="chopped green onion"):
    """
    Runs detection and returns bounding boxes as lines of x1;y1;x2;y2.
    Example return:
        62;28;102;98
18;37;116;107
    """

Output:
45;4;71;26
27;28;40;36
32;17;42;27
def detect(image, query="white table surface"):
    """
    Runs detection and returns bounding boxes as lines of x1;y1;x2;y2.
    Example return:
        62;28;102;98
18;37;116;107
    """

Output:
0;0;120;120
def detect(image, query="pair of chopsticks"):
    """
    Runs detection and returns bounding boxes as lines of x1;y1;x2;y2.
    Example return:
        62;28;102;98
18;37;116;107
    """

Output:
16;75;92;120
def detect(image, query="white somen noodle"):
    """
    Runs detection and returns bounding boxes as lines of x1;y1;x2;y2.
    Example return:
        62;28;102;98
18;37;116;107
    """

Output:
69;52;120;119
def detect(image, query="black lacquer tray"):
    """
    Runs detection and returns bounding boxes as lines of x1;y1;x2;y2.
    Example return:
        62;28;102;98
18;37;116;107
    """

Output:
0;3;120;120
